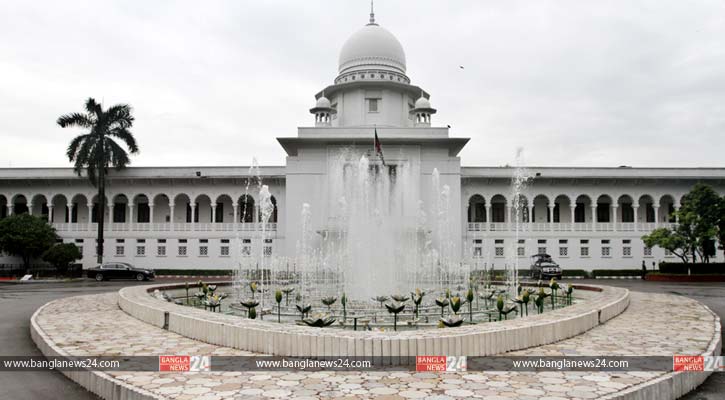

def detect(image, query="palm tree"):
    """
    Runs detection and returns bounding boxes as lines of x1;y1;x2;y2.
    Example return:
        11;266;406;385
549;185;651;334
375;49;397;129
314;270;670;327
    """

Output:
57;98;139;263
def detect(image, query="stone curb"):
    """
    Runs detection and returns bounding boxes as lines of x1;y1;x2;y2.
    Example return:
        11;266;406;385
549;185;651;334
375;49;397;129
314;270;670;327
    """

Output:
30;300;162;400
599;303;722;400
118;283;630;362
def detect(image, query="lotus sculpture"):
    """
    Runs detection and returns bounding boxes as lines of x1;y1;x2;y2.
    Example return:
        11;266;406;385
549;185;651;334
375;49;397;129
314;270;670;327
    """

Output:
385;302;405;331
450;296;463;315
439;315;464;328
391;294;409;303
321;296;337;311
435;297;449;317
372;296;389;309
302;313;336;328
411;289;425;318
565;284;574;305
549;278;560;308
296;304;312;319
240;299;260;319
282;286;295;306
203;295;221;312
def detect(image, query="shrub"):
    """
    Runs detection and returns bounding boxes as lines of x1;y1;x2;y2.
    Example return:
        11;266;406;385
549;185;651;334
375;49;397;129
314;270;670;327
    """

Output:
42;243;82;276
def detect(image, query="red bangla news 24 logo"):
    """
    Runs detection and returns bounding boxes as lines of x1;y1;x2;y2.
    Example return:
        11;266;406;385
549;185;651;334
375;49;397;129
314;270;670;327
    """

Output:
673;355;724;372
159;355;211;372
416;356;467;372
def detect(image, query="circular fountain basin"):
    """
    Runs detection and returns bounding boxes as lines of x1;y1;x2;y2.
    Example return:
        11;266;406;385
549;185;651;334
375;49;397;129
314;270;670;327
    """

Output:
119;282;629;362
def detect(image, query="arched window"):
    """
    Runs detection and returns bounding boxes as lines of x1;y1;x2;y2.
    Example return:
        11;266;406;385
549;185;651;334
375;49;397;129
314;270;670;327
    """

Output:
239;195;255;223
467;195;486;223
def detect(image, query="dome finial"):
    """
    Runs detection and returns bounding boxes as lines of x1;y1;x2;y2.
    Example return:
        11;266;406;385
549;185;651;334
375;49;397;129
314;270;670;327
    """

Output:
368;0;376;25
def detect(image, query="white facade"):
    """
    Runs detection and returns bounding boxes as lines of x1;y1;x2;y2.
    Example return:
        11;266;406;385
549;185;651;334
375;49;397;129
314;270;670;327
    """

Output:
1;14;724;270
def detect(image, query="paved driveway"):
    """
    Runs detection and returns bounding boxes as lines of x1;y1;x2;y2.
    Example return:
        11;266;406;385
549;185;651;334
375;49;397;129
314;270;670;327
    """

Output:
0;278;722;400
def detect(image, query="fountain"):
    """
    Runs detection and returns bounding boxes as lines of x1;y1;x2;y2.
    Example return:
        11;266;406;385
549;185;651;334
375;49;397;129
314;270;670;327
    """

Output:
199;149;565;330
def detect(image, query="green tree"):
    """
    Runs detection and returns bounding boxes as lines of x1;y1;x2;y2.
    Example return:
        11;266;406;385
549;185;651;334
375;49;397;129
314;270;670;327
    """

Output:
642;227;690;263
0;214;58;273
57;98;138;263
642;184;723;263
42;243;82;277
677;183;721;262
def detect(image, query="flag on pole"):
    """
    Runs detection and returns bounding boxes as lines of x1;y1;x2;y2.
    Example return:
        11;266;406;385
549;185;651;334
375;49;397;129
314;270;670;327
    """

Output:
374;126;386;166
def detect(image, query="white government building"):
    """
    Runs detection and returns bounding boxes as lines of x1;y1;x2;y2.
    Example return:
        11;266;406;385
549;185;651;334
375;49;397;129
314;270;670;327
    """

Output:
1;12;724;271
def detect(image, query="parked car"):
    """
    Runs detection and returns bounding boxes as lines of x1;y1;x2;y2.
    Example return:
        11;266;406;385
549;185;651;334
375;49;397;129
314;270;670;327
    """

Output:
530;254;562;280
87;262;155;281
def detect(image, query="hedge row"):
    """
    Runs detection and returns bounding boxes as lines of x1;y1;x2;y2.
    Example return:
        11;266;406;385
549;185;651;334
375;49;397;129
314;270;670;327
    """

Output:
153;269;235;276
591;269;643;278
658;262;725;275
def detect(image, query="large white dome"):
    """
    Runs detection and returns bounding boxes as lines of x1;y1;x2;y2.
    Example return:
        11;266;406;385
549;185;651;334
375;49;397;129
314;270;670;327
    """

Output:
338;23;406;75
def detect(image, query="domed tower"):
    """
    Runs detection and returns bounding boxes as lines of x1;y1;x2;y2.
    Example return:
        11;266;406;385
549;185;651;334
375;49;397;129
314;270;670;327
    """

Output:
309;93;335;127
410;92;437;127
308;5;437;128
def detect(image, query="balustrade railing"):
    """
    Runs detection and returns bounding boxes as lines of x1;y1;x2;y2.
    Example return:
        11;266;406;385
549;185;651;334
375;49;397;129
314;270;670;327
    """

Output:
465;221;677;233
52;222;278;233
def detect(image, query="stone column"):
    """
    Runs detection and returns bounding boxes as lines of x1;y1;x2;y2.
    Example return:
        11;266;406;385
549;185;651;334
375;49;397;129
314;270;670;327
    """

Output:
68;204;75;224
169;205;175;231
87;203;93;226
612;205;618;232
7;204;13;216
211;204;217;231
569;205;576;232
128;204;135;230
190;203;196;230
233;202;239;231
527;204;534;232
548;205;555;232
149;203;155;226
48;205;54;223
633;205;639;232
28;203;34;215
109;204;114;227
485;205;491;231
653;205;660;228
506;205;511;231
591;205;598;232
674;205;679;224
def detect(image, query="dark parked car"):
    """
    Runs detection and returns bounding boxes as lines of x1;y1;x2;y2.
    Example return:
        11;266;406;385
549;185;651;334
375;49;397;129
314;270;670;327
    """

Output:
87;262;155;281
530;254;562;280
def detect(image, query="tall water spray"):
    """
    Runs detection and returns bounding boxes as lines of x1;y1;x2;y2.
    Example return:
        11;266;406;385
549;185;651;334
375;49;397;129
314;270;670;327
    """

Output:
508;147;532;296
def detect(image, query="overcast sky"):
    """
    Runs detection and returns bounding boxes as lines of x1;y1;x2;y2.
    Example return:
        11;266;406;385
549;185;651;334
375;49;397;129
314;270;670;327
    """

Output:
1;0;724;168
